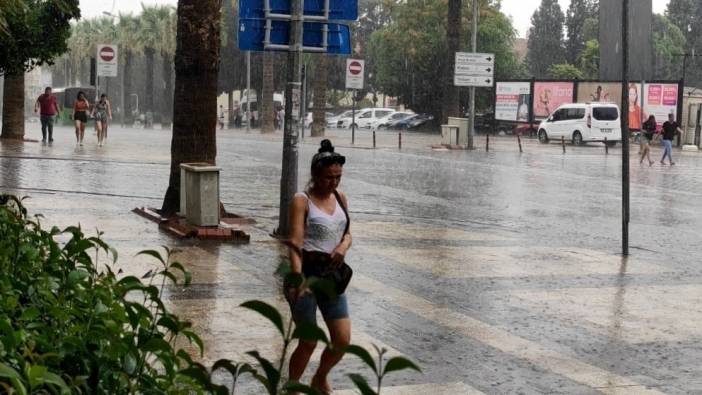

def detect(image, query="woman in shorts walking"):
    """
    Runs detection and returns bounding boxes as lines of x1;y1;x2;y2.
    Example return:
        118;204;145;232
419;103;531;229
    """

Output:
640;115;656;166
91;94;112;147
286;139;352;394
72;91;90;146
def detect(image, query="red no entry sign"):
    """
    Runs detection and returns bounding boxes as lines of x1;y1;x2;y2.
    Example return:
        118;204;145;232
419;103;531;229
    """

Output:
349;61;362;75
100;46;115;62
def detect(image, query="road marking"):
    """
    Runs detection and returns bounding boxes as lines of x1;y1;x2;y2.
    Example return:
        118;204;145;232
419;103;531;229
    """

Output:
352;274;667;394
335;382;485;395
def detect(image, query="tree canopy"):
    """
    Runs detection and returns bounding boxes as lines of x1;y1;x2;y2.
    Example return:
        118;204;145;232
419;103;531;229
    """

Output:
0;0;80;76
527;0;565;78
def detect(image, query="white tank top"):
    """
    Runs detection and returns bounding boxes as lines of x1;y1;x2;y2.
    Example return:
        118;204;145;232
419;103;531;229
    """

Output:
298;192;347;254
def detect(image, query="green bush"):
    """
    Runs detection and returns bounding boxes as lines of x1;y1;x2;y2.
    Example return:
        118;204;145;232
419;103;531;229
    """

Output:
0;195;420;394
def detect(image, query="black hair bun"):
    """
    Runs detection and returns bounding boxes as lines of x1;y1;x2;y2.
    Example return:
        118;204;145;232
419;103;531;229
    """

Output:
319;139;335;153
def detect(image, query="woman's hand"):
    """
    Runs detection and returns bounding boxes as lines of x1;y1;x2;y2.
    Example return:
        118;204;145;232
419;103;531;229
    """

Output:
330;245;348;268
286;283;309;304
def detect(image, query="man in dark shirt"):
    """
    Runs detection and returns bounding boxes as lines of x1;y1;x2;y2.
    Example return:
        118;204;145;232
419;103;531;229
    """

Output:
660;113;682;165
34;87;60;143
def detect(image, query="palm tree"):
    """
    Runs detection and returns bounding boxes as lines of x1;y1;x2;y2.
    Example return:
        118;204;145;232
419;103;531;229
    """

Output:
117;14;141;124
161;0;222;215
137;5;168;127
260;53;275;133
443;0;462;123
311;54;328;137
159;7;177;128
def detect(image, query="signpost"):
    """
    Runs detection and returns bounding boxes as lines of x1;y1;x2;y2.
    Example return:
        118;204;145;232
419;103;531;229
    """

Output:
239;0;357;237
96;44;118;102
345;59;364;144
455;47;494;149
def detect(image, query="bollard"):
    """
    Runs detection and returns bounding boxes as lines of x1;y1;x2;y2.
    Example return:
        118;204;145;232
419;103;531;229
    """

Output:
518;134;523;153
562;136;566;154
399;131;402;150
373;130;376;149
486;133;490;152
605;137;608;154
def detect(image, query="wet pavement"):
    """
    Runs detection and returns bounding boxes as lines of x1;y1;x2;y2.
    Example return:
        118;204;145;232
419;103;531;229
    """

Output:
2;123;702;394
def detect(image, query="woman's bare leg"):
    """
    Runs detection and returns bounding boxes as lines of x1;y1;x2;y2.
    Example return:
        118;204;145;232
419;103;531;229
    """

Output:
289;340;317;382
311;318;351;393
74;120;81;143
96;122;103;145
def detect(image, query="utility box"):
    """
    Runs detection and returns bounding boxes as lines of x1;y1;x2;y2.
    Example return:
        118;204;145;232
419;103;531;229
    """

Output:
179;163;221;227
441;124;460;145
448;117;469;146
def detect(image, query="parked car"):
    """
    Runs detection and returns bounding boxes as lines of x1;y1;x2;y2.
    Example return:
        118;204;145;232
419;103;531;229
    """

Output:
325;110;352;128
339;108;396;129
537;103;621;146
386;113;435;130
304;112;334;128
473;112;516;135
371;111;415;130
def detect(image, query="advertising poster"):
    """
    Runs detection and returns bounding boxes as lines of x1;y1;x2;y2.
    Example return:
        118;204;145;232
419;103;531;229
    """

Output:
626;83;643;130
495;82;531;122
576;82;622;104
534;82;574;119
643;83;678;128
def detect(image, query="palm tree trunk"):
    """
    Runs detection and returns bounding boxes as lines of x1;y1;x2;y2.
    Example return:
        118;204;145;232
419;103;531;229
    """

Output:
227;90;234;127
443;0;462;123
123;51;133;124
311;55;328;137
0;73;25;140
162;54;174;129
260;53;274;133
161;0;221;216
144;47;156;128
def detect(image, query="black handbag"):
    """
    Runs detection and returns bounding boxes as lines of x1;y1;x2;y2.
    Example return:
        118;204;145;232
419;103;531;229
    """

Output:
292;190;353;296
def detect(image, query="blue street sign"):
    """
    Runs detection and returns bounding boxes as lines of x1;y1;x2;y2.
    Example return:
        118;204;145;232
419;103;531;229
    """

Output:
240;0;358;21
238;19;351;54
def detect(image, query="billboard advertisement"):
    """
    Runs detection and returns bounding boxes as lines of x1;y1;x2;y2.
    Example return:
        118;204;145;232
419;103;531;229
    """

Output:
577;82;622;104
495;82;531;122
534;82;574;119
643;83;678;129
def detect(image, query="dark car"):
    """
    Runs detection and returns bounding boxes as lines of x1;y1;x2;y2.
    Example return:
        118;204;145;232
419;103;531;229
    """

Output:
387;114;434;130
471;112;515;135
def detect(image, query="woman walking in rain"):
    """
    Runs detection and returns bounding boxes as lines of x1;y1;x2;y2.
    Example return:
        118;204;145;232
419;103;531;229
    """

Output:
640;115;656;166
72;91;90;146
286;139;352;394
91;94;112;147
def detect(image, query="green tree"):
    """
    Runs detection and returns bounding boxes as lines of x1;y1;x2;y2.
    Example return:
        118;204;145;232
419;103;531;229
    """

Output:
158;7;177;128
577;39;599;79
137;5;171;127
161;0;221;215
526;0;565;78
547;63;583;79
0;0;80;140
666;0;700;85
443;0;462;123
565;0;596;64
653;14;686;80
117;14;142;124
218;0;246;127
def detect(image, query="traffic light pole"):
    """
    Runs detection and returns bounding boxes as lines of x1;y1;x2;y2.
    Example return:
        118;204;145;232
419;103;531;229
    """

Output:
621;0;630;256
277;0;304;237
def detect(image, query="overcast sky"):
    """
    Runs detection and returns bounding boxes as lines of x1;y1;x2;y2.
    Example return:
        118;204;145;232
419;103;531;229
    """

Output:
80;0;670;38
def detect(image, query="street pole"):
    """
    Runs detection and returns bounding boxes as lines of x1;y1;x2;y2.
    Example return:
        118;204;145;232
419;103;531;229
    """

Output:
621;0;630;256
352;89;356;144
277;0;303;237
120;63;125;127
467;0;478;150
246;51;251;133
300;64;307;140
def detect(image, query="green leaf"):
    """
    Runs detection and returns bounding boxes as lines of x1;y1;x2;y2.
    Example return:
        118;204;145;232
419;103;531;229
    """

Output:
240;300;285;338
27;365;48;388
382;356;421;376
211;360;255;381
345;345;377;373
141;337;171;354
0;363;27;395
38;371;70;394
182;330;204;357
20;307;41;321
178;365;210;387
157;315;179;334
246;351;280;394
67;270;88;286
136;249;166;265
348;373;377;395
292;322;329;344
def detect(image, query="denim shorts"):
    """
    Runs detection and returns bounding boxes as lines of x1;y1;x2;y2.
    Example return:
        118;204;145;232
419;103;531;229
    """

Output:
288;291;349;325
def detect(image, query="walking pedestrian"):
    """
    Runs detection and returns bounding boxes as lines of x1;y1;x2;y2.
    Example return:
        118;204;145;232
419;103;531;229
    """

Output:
72;91;90;146
286;139;352;394
218;105;225;130
661;113;682;165
640;115;656;166
91;94;112;147
34;87;59;143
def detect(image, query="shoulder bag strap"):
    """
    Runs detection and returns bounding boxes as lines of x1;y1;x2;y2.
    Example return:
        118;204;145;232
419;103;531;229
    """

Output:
333;190;350;235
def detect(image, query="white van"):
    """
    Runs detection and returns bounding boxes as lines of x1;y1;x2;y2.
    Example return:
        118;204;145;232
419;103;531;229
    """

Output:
537;103;621;146
339;108;396;129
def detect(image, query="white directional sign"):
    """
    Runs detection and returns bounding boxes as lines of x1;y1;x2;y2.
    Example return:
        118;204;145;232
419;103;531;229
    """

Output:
454;52;494;87
97;44;118;77
345;59;365;90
